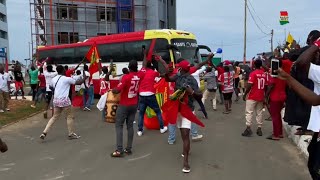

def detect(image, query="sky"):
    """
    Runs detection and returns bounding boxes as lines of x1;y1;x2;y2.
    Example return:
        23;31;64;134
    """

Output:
5;0;320;62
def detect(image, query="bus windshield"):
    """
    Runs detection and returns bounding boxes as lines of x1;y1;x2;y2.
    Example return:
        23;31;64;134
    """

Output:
171;39;200;64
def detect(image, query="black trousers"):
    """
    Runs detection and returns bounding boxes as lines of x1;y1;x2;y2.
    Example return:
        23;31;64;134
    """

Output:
308;132;320;180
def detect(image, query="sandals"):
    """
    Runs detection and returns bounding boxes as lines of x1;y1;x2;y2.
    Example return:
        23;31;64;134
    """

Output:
266;135;280;141
110;150;124;158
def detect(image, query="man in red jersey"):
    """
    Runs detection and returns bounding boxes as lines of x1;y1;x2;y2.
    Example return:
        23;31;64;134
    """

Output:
137;51;168;136
111;60;143;157
242;59;268;137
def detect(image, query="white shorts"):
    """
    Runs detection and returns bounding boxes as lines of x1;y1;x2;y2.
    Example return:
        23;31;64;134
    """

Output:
176;112;195;129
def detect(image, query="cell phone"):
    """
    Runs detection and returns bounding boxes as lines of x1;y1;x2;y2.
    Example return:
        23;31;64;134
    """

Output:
271;59;280;77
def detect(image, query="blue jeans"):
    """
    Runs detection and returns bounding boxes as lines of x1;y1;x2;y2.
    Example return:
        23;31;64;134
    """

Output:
83;86;94;108
168;123;199;143
138;95;164;131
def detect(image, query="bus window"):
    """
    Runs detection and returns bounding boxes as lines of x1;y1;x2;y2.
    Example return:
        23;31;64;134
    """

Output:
171;39;199;64
74;46;91;63
124;40;152;62
98;43;123;62
153;38;170;74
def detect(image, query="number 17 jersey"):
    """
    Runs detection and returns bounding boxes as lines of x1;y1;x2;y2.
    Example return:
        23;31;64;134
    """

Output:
247;69;267;102
115;71;143;106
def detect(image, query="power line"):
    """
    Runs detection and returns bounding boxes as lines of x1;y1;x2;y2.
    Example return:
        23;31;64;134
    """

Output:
246;4;270;35
248;0;270;30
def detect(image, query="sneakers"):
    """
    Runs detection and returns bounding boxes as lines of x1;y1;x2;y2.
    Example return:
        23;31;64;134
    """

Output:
31;105;36;108
160;126;168;134
137;131;143;137
256;127;263;136
6;108;10;111
40;133;47;140
182;167;191;173
0;110;4;113
83;107;91;111
68;133;81;140
192;134;203;141
242;127;253;137
168;141;175;145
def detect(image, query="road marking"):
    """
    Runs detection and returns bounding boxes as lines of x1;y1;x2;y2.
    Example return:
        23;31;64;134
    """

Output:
128;153;152;162
2;163;15;166
0;168;11;171
40;157;55;161
45;175;65;180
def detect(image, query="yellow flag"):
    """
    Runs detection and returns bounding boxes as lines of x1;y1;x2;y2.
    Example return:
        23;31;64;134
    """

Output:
287;33;294;44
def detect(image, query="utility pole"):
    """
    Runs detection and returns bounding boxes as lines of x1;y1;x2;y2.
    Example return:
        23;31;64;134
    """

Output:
271;29;274;53
243;0;247;63
105;0;108;35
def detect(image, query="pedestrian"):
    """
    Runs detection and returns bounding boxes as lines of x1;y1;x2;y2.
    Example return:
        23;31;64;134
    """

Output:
110;60;142;157
31;67;46;108
242;59;267;137
265;59;286;140
43;64;58;118
39;65;86;140
276;46;320;179
0;138;8;153
13;65;26;100
201;66;218;111
167;58;205;145
0;65;10;113
216;62;225;104
99;61;113;121
233;61;241;101
29;65;39;101
82;65;93;111
218;61;234;114
137;52;168;136
164;60;203;173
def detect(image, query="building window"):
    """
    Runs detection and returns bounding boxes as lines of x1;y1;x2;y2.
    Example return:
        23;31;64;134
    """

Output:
121;11;132;19
97;7;116;22
0;12;6;22
171;0;174;6
57;3;78;20
0;0;5;5
69;32;79;43
159;20;165;29
0;30;7;39
97;33;106;36
69;5;78;20
58;32;68;44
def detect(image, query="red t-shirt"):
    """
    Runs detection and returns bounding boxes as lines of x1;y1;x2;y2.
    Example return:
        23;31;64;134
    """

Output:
216;67;224;77
189;66;198;74
38;74;46;88
282;59;293;74
139;68;159;94
66;69;75;77
269;76;287;102
247;69;267;101
115;72;142;106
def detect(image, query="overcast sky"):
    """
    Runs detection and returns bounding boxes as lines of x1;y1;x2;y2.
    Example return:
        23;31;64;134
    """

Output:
6;0;320;62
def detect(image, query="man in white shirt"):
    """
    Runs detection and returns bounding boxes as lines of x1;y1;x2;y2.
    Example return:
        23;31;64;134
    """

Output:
0;65;10;113
43;64;58;118
291;38;320;179
39;65;86;141
81;65;92;111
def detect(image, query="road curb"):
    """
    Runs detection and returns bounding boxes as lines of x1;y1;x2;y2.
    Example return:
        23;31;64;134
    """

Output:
282;120;311;158
2;111;43;128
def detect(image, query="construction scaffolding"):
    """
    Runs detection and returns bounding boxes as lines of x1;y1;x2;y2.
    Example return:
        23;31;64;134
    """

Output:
29;0;146;55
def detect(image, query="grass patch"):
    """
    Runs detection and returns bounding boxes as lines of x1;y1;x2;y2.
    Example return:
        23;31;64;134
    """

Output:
0;100;45;126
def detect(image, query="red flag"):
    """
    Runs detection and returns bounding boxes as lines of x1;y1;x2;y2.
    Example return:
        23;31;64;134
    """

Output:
86;44;100;75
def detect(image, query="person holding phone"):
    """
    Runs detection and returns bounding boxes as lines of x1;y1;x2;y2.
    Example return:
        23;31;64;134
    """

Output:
265;59;286;140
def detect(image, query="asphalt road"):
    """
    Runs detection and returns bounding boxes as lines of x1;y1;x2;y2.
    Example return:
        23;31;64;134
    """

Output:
0;99;310;180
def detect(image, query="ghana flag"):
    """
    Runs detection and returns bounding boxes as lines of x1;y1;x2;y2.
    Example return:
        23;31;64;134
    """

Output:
280;11;289;25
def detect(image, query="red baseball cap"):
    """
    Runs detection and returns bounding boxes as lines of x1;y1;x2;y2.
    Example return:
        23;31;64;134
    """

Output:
178;60;191;72
223;60;232;66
